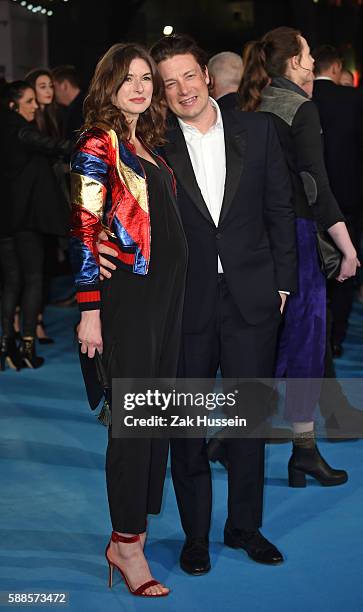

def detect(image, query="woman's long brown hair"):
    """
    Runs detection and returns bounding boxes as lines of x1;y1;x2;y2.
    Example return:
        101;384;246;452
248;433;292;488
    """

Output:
239;27;302;112
82;43;166;147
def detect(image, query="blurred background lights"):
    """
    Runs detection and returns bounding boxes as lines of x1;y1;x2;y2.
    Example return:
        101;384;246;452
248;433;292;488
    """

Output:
163;25;174;36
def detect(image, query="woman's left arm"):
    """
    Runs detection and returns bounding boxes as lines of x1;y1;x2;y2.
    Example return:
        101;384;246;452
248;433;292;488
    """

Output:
292;101;359;280
69;128;111;310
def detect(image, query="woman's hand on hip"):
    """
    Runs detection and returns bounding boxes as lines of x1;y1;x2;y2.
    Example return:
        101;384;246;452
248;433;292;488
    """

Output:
78;310;103;358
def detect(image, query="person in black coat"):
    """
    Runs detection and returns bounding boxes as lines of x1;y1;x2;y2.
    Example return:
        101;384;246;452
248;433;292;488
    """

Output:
0;81;70;370
239;28;359;482
312;45;363;356
52;65;85;141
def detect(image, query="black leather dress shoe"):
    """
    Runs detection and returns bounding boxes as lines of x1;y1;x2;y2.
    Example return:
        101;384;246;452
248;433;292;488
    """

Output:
224;527;283;565
180;537;211;575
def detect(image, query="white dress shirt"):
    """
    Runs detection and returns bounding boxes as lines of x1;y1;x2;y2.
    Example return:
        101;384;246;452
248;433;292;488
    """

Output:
178;98;226;272
177;98;289;296
314;76;334;82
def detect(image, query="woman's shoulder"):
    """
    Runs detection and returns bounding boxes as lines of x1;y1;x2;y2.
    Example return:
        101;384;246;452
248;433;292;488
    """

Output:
74;124;118;159
260;86;311;127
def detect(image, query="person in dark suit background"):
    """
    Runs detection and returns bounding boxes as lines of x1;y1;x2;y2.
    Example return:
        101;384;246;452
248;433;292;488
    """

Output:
51;65;86;308
208;51;243;110
98;34;297;576
52;65;85;142
313;45;363;357
340;68;354;87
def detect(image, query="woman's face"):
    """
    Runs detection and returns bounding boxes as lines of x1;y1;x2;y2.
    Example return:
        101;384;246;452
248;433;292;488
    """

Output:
35;74;54;106
294;36;315;86
15;88;38;122
114;57;153;119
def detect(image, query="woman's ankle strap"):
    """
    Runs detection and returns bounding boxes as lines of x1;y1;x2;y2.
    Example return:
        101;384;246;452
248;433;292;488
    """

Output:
111;531;140;543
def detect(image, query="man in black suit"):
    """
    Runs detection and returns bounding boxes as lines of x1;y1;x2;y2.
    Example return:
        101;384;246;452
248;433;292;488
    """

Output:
98;35;296;574
313;46;363;357
52;65;85;142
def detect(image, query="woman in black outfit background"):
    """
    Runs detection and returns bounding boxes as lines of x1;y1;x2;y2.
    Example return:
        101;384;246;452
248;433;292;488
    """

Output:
239;27;359;485
25;68;70;345
0;81;70;369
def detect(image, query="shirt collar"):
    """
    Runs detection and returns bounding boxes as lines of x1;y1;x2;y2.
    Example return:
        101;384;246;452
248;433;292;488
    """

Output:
314;76;334;82
177;97;223;136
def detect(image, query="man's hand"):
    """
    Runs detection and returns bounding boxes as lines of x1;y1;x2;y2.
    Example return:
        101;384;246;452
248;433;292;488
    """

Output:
278;292;287;314
97;230;117;279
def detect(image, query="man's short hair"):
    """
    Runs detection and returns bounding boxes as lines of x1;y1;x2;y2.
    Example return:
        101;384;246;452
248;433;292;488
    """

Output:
208;51;243;87
312;45;342;75
51;65;80;88
150;34;208;71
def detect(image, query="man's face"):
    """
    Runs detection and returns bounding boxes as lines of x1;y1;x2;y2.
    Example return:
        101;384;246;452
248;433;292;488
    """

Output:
157;53;210;124
53;79;70;106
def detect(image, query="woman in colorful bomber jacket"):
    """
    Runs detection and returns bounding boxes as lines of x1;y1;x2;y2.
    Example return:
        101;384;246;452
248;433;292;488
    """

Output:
69;43;187;598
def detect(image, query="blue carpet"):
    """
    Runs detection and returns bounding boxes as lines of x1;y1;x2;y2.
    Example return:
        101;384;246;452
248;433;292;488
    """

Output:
1;279;363;611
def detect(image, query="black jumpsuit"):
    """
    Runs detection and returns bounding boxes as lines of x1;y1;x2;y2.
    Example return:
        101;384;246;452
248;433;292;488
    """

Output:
101;156;187;533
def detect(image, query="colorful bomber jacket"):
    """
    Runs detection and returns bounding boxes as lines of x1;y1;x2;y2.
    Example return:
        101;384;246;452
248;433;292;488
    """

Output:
69;126;175;311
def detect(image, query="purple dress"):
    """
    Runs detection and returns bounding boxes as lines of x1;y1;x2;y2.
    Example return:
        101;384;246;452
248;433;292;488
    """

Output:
275;218;326;422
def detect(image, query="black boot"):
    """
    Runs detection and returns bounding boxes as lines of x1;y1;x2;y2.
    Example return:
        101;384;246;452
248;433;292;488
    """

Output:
288;442;348;487
20;337;44;369
0;336;22;371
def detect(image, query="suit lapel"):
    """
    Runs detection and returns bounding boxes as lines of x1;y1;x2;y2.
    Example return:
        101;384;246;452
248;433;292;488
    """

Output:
219;111;247;225
164;121;214;225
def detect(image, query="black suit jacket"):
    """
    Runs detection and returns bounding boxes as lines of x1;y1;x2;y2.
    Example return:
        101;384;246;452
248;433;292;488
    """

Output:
65;91;85;141
313;79;363;218
163;109;297;331
216;92;239;111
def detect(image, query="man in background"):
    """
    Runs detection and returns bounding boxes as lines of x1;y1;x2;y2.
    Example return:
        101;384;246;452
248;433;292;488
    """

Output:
313;45;363;437
313;45;363;357
208;51;243;110
340;69;354;87
52;65;85;141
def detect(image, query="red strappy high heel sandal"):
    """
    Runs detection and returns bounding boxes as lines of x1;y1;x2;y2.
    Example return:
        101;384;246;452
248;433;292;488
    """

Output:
105;531;169;597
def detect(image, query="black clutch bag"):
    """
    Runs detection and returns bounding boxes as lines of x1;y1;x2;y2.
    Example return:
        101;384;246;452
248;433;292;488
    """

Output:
75;325;111;426
299;170;342;280
316;231;342;280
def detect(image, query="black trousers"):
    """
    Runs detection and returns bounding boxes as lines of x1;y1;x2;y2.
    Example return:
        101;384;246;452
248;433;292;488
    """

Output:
102;253;185;533
171;275;281;537
0;232;44;337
